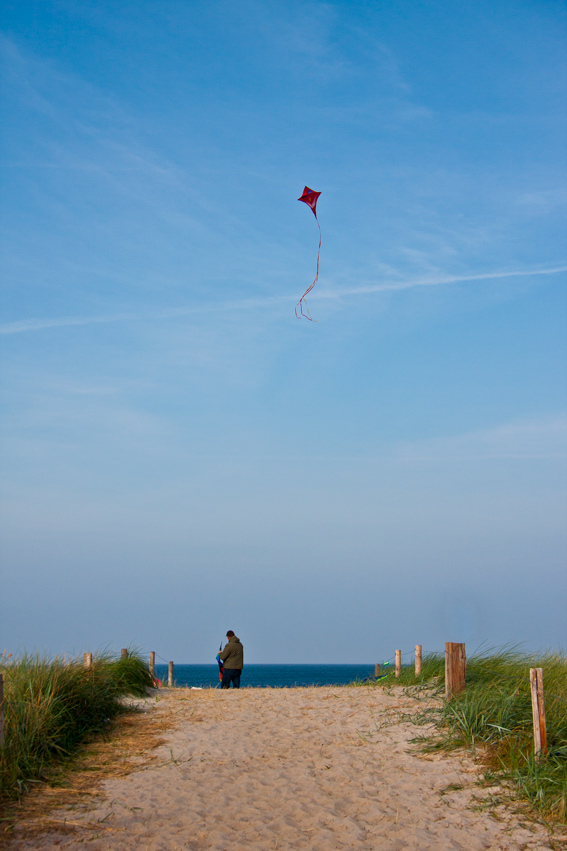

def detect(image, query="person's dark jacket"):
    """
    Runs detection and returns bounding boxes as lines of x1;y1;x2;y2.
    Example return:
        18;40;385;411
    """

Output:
219;636;244;670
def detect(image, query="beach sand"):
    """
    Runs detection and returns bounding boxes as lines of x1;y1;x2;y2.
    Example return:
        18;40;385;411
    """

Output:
5;686;558;850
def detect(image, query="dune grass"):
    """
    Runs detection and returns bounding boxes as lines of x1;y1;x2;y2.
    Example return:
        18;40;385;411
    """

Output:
367;648;567;824
0;649;154;801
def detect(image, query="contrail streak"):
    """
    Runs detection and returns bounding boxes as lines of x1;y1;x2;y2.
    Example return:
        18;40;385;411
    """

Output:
1;265;565;335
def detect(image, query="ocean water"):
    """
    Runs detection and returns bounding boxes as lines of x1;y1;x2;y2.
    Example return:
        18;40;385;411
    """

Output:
153;664;375;689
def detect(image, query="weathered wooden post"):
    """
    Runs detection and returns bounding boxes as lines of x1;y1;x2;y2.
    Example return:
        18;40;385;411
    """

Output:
415;645;422;677
445;642;466;700
149;652;155;678
168;661;174;687
374;663;380;678
83;652;93;669
0;673;4;748
395;649;401;678
121;648;128;660
530;668;548;760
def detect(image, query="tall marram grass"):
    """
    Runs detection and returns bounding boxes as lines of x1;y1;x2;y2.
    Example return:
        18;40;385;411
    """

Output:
369;648;567;824
0;650;154;800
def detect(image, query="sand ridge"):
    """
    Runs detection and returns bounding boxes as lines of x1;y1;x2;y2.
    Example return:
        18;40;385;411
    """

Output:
6;685;557;850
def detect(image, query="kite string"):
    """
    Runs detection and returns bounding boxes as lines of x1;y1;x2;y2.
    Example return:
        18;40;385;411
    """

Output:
295;216;321;321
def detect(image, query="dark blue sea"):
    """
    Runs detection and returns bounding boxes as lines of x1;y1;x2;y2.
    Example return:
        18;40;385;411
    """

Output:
154;664;375;689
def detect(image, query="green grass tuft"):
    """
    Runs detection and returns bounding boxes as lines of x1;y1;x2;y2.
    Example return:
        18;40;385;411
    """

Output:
0;649;154;800
361;647;567;824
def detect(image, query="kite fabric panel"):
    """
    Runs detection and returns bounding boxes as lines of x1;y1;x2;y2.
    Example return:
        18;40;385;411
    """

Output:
216;644;224;683
296;186;322;321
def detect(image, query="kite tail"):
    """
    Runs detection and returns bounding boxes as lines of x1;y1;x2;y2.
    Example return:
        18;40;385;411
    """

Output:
295;216;321;322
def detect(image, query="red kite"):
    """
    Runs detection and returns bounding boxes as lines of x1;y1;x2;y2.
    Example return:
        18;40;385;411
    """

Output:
296;186;321;321
216;643;224;684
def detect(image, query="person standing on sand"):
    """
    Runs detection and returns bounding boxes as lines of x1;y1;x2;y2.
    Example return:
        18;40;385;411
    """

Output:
219;631;244;689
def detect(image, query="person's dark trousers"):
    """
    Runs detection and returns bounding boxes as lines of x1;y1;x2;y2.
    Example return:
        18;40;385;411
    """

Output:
221;668;241;689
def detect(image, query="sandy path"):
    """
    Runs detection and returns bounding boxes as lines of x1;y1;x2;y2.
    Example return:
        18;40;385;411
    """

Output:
7;686;556;850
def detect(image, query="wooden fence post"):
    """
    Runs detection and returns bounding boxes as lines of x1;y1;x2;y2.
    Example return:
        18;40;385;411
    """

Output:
0;673;4;748
530;668;548;760
83;652;92;669
395;649;401;678
168;661;174;688
415;645;422;677
374;663;380;678
445;642;466;700
149;652;155;678
121;649;128;660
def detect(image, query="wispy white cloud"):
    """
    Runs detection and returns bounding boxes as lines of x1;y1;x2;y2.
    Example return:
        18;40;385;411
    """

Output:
0;35;199;196
0;297;288;335
322;264;567;299
2;264;564;335
514;188;567;215
0;313;134;335
394;415;567;461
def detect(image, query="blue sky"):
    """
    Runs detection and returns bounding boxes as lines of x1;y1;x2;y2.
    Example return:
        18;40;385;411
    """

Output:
1;0;566;664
